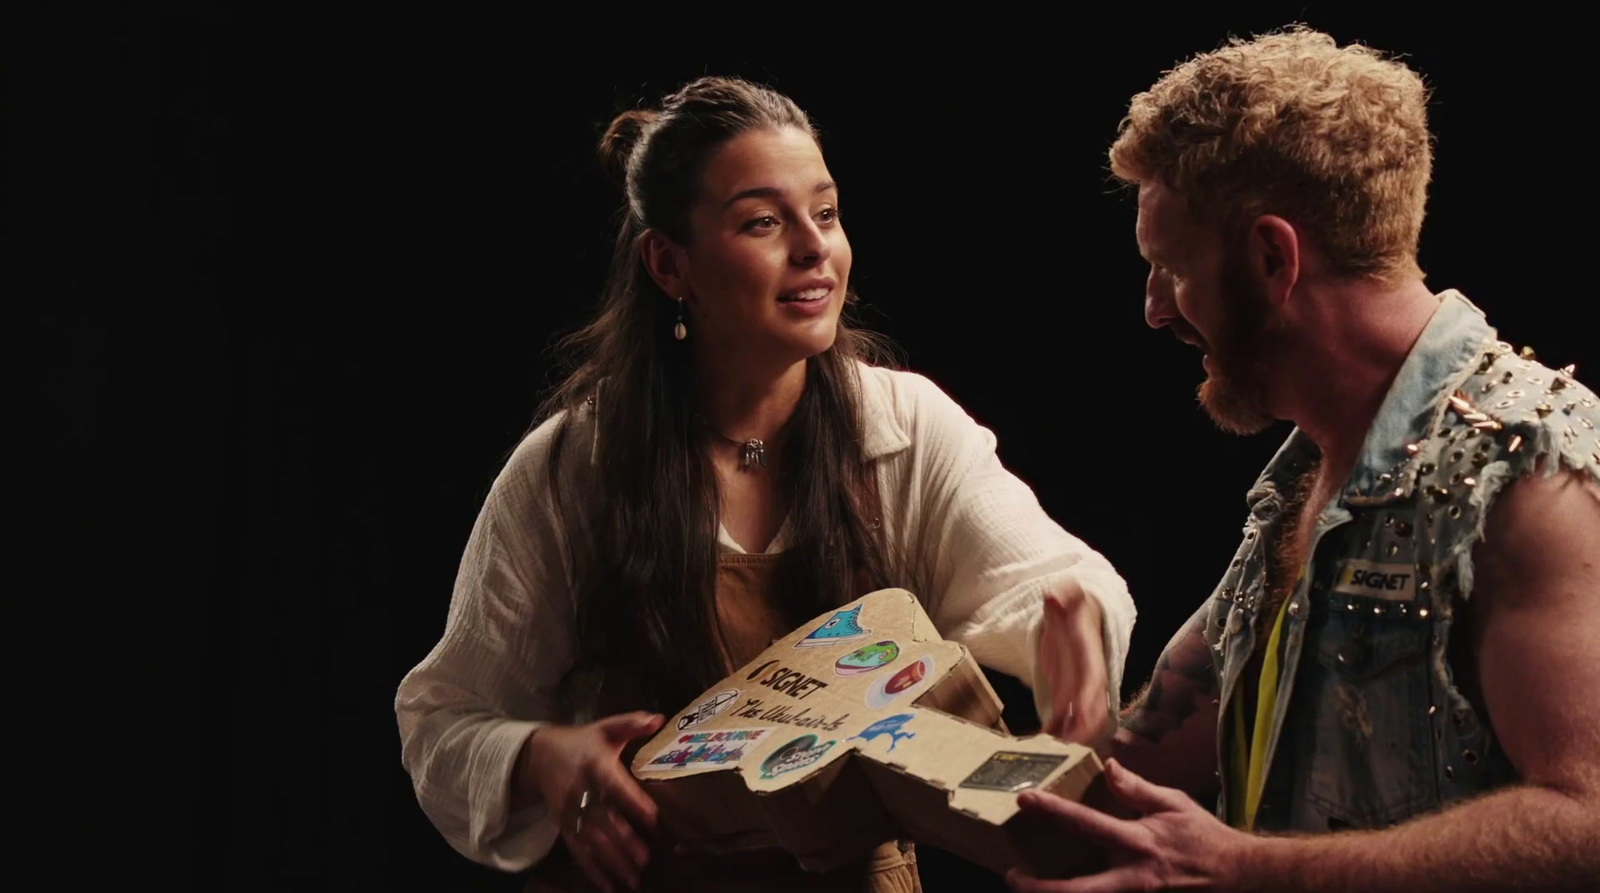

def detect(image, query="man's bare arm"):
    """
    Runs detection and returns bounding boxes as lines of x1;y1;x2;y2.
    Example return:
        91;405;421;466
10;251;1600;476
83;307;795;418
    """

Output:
1112;604;1221;797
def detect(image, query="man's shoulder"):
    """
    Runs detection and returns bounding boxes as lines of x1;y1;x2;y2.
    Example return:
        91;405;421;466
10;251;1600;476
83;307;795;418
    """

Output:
1422;341;1599;479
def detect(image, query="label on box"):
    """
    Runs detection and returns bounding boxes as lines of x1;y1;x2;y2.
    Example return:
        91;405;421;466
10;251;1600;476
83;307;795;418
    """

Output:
958;751;1066;793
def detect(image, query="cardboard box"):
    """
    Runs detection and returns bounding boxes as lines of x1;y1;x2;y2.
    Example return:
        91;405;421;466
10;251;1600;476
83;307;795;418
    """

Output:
630;588;1103;877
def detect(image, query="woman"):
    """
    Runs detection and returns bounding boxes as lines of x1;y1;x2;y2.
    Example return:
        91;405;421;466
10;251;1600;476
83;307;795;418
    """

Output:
395;76;1136;893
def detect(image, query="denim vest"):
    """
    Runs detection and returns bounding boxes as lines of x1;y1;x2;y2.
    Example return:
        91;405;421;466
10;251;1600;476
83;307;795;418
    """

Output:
1202;291;1600;832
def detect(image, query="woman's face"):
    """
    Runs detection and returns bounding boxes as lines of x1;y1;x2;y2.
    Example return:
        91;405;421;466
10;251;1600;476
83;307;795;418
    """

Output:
674;126;851;367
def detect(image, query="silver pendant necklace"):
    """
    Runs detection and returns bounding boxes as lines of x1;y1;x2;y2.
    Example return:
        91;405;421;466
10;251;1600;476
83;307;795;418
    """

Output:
707;428;767;471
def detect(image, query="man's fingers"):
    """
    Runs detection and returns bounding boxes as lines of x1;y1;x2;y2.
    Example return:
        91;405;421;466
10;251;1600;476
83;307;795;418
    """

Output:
1015;790;1142;851
1104;758;1191;814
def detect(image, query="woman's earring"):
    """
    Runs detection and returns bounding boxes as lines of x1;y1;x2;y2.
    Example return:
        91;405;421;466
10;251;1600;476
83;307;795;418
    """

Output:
674;296;687;341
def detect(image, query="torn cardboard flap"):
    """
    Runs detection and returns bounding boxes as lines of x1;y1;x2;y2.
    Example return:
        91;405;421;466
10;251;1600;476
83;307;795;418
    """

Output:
631;588;1103;876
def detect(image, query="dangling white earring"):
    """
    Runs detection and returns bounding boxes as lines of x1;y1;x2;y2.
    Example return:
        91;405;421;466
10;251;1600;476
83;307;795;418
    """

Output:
674;296;687;341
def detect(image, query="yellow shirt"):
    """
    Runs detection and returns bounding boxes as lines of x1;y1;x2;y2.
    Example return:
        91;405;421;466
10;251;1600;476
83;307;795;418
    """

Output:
1230;592;1293;830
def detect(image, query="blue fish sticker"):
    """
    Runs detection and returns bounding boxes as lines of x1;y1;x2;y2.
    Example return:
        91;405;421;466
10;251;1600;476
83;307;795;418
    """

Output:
795;604;870;648
849;713;917;752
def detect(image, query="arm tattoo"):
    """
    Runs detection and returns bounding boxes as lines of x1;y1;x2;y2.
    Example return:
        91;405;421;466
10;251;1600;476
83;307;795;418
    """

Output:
1121;610;1218;744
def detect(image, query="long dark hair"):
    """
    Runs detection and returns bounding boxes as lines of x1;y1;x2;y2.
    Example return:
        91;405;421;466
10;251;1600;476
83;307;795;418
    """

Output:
539;76;898;715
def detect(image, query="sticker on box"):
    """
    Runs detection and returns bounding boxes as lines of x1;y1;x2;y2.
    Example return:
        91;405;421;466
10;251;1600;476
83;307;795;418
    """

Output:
641;727;773;772
864;655;934;709
834;640;899;676
759;734;837;779
848;713;916;752
958;751;1066;793
676;688;741;731
795;604;870;648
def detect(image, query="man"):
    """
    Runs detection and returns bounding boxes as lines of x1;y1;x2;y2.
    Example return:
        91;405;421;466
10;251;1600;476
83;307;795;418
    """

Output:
1009;26;1600;893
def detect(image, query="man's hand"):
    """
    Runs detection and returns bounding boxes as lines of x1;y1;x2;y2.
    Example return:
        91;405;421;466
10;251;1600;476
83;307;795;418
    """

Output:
1005;758;1251;893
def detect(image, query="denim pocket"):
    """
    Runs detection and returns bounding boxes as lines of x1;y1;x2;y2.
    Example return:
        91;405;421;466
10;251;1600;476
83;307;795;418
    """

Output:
1293;610;1435;827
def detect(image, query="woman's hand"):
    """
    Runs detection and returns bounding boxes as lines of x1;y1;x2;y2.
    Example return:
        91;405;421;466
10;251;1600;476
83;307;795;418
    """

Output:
1038;584;1114;750
514;711;666;892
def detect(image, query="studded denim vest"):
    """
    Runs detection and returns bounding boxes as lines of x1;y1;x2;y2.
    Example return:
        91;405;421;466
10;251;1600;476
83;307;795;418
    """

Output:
1200;291;1600;832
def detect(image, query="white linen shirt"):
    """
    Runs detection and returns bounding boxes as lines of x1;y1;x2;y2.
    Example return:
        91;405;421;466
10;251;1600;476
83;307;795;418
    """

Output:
395;362;1137;871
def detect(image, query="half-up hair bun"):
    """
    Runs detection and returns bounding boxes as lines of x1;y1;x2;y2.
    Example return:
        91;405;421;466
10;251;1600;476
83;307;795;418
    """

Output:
597;108;659;189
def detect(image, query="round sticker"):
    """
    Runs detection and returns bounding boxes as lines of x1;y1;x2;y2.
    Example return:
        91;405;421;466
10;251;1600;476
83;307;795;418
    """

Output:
865;654;934;709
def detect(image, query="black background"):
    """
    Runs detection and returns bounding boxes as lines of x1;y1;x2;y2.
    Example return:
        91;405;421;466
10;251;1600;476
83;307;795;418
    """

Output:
20;7;1596;891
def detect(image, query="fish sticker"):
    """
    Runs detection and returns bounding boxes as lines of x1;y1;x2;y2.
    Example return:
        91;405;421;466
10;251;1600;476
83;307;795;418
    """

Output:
849;714;916;752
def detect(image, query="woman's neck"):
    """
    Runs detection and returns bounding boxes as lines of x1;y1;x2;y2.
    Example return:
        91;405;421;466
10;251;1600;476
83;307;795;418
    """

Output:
696;354;808;443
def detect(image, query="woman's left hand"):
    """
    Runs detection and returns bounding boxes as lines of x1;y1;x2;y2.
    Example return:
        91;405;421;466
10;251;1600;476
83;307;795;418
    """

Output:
1038;583;1113;749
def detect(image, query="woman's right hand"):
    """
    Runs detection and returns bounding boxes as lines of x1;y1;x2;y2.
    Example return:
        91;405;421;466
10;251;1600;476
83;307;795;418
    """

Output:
514;711;667;892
